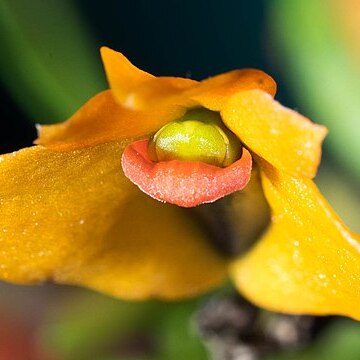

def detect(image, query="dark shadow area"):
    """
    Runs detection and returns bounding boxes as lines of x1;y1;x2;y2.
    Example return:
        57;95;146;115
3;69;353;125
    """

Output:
0;82;37;154
78;0;270;79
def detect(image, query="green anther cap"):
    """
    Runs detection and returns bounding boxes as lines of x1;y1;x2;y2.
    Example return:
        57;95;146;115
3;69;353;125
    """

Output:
148;108;243;167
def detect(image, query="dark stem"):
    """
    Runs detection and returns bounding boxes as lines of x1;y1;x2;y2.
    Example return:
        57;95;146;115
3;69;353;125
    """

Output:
196;293;331;360
189;167;271;257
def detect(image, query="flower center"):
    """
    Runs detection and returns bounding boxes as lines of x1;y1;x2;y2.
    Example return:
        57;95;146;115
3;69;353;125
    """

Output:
147;108;243;167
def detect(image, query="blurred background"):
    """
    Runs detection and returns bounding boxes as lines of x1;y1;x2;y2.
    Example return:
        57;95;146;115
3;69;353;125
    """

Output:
1;0;360;359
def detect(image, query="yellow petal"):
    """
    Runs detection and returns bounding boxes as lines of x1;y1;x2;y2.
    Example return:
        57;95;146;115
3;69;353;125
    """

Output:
0;143;226;298
187;69;277;111
36;90;187;151
55;191;227;300
221;90;328;178
230;161;360;319
101;47;197;111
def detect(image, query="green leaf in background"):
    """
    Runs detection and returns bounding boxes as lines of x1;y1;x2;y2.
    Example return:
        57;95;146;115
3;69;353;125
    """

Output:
157;301;208;360
269;0;360;181
0;0;106;123
266;319;360;360
41;291;161;360
40;290;208;360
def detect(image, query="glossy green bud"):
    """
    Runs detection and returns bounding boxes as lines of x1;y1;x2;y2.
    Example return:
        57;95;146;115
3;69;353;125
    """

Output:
148;108;242;167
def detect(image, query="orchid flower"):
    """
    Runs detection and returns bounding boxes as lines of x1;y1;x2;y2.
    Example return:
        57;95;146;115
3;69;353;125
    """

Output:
1;47;359;320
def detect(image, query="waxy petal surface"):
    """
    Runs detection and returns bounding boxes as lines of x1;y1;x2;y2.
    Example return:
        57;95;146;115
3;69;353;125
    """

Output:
222;90;328;178
0;143;226;298
121;139;252;207
230;161;360;320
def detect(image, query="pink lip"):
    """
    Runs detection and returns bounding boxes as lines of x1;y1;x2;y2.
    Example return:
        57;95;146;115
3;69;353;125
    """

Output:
122;139;252;207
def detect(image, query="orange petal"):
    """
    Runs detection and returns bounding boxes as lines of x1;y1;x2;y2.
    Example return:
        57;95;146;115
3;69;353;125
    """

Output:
187;69;277;111
0;143;226;298
121;139;252;207
36;90;187;151
101;47;197;111
230;161;360;320
221;90;328;178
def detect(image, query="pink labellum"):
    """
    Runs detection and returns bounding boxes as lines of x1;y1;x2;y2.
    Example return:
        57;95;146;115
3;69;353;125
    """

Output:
122;139;252;207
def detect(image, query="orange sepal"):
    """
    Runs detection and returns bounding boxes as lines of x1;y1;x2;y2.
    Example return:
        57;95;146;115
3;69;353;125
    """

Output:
38;51;280;152
121;139;252;207
101;47;198;111
101;47;276;115
36;90;187;151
